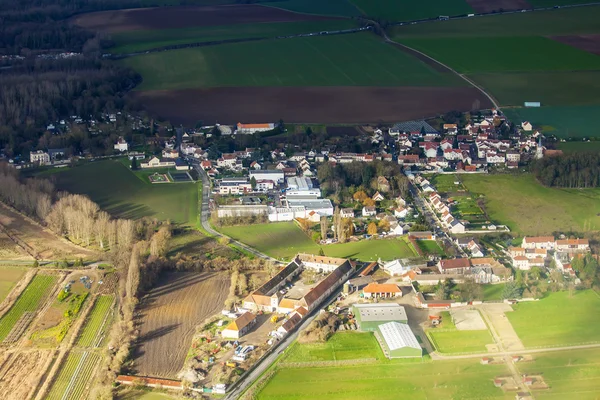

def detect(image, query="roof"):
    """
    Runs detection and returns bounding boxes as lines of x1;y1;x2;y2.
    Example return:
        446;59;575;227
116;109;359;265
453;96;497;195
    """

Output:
278;298;297;309
238;122;273;129
297;254;348;266
378;321;421;352
363;283;401;294
524;236;554;243
253;260;301;296
440;258;471;270
353;303;407;322
556;238;588;246
302;261;353;308
224;312;256;332
281;313;302;332
294;306;308;317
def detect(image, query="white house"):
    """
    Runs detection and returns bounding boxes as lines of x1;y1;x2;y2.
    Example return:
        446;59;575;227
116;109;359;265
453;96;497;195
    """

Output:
388;222;404;236
340;208;355;218
162;149;179;159
394;207;408;218
362;206;377;217
250;161;262;170
114;137;129;152
30;150;50;165
140;156;176;169
522;236;555;250
449;220;465;234
521;121;533;131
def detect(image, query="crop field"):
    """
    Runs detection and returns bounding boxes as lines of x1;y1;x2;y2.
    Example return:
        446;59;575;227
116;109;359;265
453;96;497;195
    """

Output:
0;267;25;303
503;104;600;137
46;351;101;400
284;332;384;362
110;19;358;53
133;272;229;378
53;160;198;225
266;0;362;17
506;290;600;347
123;33;465;91
350;0;473;21
460;174;600;234
0;274;57;342
257;357;512;399
428;329;493;354
0;349;54;400
76;295;114;348
558;141;600;153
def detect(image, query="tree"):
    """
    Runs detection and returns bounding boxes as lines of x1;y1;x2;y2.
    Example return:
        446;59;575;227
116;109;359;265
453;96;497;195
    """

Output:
250;176;257;190
378;219;390;232
353;190;368;202
363;198;376;207
502;281;523;299
236;273;248;295
32;260;39;268
318;247;325;256
320;216;328;241
367;222;378;235
458;278;481;302
130;157;138;170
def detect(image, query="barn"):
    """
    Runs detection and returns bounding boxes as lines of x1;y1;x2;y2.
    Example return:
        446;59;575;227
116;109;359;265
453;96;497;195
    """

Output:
221;312;256;339
353;303;407;332
377;321;422;358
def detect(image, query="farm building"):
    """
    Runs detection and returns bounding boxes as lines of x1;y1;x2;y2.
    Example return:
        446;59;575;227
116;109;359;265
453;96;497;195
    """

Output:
377;321;422;358
362;283;402;299
353;303;407;331
221;312;257;339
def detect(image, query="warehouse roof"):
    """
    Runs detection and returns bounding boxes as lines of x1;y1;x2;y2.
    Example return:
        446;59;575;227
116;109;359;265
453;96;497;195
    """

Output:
378;321;420;352
353;303;407;322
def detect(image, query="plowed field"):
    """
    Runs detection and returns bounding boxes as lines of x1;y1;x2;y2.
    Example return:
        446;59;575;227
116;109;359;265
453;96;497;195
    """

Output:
0;350;54;400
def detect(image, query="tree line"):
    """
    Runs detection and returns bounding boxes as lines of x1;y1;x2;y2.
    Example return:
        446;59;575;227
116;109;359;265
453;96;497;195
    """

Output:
532;152;600;188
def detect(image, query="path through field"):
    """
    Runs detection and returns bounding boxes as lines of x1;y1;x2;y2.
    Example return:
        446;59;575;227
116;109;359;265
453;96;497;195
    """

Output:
478;304;524;351
133;272;229;378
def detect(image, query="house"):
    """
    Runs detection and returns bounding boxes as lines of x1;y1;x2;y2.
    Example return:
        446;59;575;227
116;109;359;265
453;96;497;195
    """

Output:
443;124;458;134
362;283;402;298
236;122;275;134
298;260;354;311
114;137;128;152
388;222;404;236
250;170;284;184
521;121;533;131
393;206;408;218
444;148;463;161
377;176;391;192
468;241;485;257
555;238;589;252
276;313;302;336
513;256;530;270
162;149;179;159
340;208;354;218
140;156;176;169
372;191;385;201
506;151;521;163
438;258;471;274
362;206;377;217
221;312;257;339
250;161;262;170
522;236;555;250
30;150;50;165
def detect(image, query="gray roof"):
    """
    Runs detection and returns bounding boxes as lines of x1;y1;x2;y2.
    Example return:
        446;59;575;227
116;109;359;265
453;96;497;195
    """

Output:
378;321;421;351
287;199;333;210
353;303;407;322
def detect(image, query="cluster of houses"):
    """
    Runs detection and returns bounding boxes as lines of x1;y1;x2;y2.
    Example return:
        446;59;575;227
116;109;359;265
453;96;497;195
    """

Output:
509;236;590;274
426;189;465;234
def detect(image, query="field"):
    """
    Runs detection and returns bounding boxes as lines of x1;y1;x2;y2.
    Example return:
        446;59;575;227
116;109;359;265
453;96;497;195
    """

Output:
0;274;57;342
503;105;600;137
0;349;55;400
52;160;198;225
0;267;25;303
118;392;179;400
558;141;600;153
428;329;493;354
219;222;417;261
123;33;465;91
109;20;358;54
416;239;444;256
460;173;600;234
284;332;384;362
133;272;229;378
45;351;101;400
506;290;600;347
76;295;114;348
266;0;362;17
482;283;505;301
350;0;473;21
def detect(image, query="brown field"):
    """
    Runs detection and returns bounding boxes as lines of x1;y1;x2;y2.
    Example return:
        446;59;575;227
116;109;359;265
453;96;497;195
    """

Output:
551;34;600;55
132;272;229;379
133;86;492;125
72;5;334;33
0;202;97;261
0;349;54;400
466;0;531;13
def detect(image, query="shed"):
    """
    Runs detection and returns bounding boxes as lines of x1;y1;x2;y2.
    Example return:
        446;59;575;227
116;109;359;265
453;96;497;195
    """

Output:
352;303;407;331
377;321;422;358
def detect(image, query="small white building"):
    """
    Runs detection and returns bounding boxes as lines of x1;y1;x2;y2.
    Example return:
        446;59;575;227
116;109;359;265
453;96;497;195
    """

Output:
362;206;377;217
30;150;50;165
114;137;129;152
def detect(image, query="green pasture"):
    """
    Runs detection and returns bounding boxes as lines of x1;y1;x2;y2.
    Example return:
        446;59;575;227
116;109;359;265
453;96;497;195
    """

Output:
460;174;600;234
429;174;463;194
284;332;384;362
52;160;198;225
400;36;600;74
350;0;472;21
219;222;416;261
416;240;444;256
122;32;465;90
528;0;600;7
0;274;57;341
503;105;600;137
76;295;114;348
0;267;25;303
482;284;505;301
558;141;600;153
46;351;101;400
266;0;362;17
428;329;494;354
110;20;359;54
507;290;600;347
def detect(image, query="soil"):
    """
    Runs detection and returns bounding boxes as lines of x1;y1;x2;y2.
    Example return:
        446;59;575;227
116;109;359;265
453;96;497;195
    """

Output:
132;271;229;379
0;349;54;400
550;34;600;55
132;86;492;125
466;0;531;13
0;233;31;260
71;5;336;33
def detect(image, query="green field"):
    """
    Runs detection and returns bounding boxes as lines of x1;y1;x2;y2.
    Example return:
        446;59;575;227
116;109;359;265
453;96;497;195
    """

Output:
31;291;89;346
503;105;600;137
416;239;444;256
53;160;198;224
110;20;359;54
482;283;505;301
0;267;25;303
284;332;384;362
46;351;101;400
219;222;416;261
76;295;114;348
266;0;362;17
460;174;600;234
507;290;600;347
350;0;472;21
0;274;57;341
123;32;465;91
428;329;494;354
558;141;600;153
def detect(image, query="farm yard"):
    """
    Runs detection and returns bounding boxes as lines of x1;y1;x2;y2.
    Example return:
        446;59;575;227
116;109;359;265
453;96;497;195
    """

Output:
132;272;229;378
0;267;25;303
76;295;114;348
45;351;101;400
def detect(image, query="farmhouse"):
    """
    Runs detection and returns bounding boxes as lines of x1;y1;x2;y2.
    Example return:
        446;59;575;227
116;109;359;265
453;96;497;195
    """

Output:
297;254;348;273
298;260;354;311
221;312;257;339
377;321;422;358
362;283;402;299
243;260;302;312
353;303;408;331
555;238;589;252
236;122;275;134
438;258;471;274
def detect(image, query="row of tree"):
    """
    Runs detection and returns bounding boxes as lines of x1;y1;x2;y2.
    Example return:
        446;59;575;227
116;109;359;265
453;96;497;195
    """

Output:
532;152;600;188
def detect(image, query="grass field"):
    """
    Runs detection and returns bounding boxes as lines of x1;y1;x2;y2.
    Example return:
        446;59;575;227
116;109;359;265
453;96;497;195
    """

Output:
0;267;25;303
219;222;417;260
460;174;600;234
53;160;198;224
482;283;505;301
284;332;384;362
0;274;57;341
123;32;465;91
110;20;359;54
46;351;101;400
507;290;600;347
428;329;493;354
350;0;472;21
266;0;362;17
503;105;600;137
76;295;114;348
558;141;600;153
416;239;444;256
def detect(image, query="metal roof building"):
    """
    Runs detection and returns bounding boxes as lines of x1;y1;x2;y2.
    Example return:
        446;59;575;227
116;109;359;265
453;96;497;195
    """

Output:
377;321;422;358
353;303;407;331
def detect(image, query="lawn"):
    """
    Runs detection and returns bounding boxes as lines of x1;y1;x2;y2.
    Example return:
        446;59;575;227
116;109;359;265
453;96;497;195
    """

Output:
558;141;600;153
219;222;416;261
506;290;600;347
503;104;600;137
416;239;444;256
0;274;57;341
110;20;359;54
46;351;101;400
283;332;384;362
350;0;472;21
52;160;198;225
428;329;494;354
0;267;25;303
482;283;505;301
265;0;363;17
122;32;465;91
76;295;114;348
461;173;600;234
